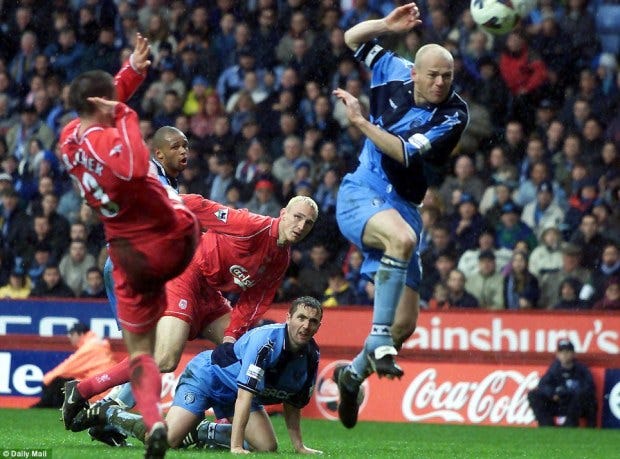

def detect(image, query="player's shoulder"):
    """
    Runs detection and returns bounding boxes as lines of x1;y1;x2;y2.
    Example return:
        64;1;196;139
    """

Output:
244;322;285;344
305;338;320;359
439;90;468;114
59;118;81;144
429;90;469;128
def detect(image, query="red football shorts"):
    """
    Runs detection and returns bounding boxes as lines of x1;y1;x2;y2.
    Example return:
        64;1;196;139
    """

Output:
111;207;199;334
163;259;232;340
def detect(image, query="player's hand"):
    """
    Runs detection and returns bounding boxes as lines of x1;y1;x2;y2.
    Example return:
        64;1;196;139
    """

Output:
296;445;323;455
384;3;422;33
131;33;151;73
231;446;249;454
87;97;119;116
332;88;365;126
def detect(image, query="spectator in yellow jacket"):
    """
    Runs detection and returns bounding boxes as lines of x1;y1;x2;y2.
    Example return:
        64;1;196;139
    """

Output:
0;267;32;298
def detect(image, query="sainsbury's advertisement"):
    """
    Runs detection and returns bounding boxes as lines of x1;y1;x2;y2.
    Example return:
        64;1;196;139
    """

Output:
2;300;618;356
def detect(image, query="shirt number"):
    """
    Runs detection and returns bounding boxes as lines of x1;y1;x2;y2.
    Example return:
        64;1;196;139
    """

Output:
74;172;120;217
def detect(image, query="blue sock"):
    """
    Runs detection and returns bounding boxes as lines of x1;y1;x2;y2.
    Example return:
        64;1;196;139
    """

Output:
112;382;135;409
106;407;144;440
197;421;250;450
103;256;121;332
350;255;407;378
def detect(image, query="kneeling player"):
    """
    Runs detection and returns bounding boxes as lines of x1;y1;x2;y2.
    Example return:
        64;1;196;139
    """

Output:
76;297;324;454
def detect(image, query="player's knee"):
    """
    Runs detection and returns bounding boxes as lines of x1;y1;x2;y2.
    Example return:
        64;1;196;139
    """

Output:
386;231;416;259
156;350;181;373
168;435;182;449
257;439;278;452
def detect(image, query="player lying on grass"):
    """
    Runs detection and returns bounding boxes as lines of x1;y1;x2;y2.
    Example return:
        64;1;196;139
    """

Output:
73;296;324;455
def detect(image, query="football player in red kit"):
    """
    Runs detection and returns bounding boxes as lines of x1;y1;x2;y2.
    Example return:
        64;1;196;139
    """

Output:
69;195;318;413
156;194;319;366
58;34;199;458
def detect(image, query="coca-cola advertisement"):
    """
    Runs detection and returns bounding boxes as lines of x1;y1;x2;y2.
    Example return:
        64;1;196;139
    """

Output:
309;358;607;427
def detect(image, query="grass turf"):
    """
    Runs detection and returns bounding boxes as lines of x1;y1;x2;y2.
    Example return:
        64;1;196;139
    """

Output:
0;408;617;458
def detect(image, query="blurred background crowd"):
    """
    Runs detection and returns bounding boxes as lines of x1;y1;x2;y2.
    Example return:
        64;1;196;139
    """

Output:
0;0;618;311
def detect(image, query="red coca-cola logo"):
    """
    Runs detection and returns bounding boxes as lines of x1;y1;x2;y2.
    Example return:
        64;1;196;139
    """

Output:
402;368;539;425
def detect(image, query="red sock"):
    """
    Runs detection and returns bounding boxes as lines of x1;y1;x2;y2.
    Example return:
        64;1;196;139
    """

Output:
77;357;130;399
130;354;163;431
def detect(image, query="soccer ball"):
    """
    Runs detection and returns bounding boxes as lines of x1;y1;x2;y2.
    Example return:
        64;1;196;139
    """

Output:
470;0;523;35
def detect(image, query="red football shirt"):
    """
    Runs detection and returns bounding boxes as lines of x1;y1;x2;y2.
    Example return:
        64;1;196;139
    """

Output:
183;194;290;338
58;61;182;242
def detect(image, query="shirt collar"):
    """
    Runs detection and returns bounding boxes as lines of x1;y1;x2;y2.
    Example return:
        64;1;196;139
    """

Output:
270;217;281;241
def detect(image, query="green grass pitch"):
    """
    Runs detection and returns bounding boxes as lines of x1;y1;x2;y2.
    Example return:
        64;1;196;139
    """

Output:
0;408;617;458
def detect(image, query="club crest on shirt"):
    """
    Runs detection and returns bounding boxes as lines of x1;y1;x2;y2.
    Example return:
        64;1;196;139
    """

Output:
214;208;228;223
371;197;385;207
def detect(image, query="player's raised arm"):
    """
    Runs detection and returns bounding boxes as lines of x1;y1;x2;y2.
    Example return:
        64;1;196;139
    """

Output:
332;88;405;164
114;33;150;102
129;33;151;73
181;193;268;233
344;2;421;51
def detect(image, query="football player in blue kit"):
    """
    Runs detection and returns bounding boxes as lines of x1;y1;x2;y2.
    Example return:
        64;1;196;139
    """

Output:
79;296;323;454
332;2;469;429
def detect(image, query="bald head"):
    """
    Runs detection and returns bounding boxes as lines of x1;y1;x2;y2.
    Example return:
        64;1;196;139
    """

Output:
278;196;318;245
286;195;318;216
152;126;189;177
153;126;185;151
414;44;453;68
412;44;454;105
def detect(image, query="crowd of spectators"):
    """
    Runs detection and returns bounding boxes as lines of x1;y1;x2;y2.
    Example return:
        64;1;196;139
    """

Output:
0;0;618;311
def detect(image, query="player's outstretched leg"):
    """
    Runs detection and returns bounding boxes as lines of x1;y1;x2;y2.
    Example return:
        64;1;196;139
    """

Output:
61;380;89;430
360;255;407;379
333;364;364;429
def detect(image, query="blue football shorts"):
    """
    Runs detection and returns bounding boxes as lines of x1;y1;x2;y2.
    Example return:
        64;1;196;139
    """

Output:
172;352;264;419
336;168;423;290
